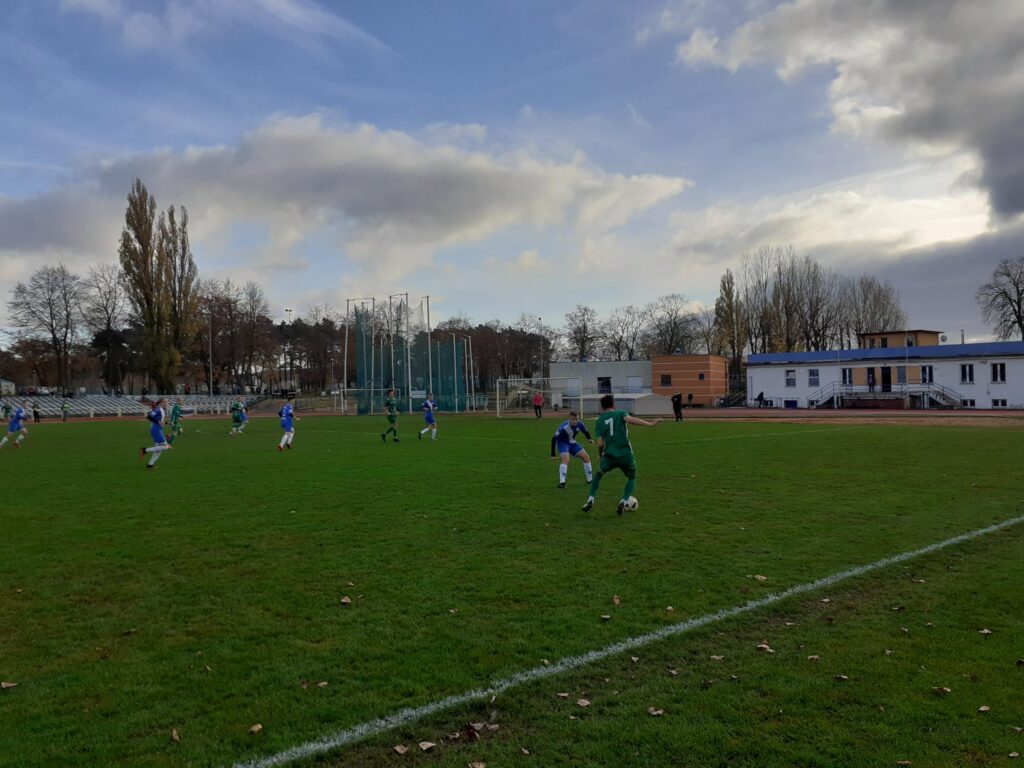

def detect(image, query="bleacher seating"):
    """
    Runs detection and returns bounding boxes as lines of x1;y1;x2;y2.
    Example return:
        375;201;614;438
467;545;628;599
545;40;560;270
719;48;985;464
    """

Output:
0;394;261;418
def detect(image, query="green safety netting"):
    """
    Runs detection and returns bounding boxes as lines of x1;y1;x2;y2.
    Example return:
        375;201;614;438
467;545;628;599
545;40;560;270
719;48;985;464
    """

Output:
351;299;465;414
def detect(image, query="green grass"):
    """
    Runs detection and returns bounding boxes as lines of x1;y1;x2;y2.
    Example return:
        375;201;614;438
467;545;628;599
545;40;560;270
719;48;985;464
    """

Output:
1;413;1021;768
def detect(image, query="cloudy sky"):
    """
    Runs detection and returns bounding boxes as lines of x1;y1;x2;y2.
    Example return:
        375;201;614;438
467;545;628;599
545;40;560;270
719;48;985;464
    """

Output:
2;0;1022;338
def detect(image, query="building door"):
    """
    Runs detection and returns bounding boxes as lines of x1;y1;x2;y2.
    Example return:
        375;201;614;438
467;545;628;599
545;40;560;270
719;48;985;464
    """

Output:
881;367;892;392
866;367;876;392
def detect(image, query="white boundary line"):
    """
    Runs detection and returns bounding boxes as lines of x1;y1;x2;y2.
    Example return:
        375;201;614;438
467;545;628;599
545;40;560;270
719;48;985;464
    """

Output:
232;513;1024;768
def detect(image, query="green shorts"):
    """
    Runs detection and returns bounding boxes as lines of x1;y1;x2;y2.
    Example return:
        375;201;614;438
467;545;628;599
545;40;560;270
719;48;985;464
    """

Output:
599;452;637;479
387;414;398;424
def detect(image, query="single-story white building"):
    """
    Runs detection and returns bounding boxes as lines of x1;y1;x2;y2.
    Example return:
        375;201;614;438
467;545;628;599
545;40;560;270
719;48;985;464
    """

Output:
747;334;1024;409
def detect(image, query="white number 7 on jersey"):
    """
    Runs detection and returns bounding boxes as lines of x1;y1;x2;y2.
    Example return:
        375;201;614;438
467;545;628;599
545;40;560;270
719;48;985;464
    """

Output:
604;418;614;436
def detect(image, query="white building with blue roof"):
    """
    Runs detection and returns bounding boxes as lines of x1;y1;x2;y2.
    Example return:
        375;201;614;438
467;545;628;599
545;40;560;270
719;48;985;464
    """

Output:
745;330;1024;410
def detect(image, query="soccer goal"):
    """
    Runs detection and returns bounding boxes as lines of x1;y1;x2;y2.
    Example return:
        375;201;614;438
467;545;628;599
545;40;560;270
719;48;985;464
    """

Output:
495;377;583;418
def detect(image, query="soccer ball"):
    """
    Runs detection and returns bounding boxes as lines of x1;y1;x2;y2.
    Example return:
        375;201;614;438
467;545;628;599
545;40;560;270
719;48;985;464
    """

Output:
625;496;639;511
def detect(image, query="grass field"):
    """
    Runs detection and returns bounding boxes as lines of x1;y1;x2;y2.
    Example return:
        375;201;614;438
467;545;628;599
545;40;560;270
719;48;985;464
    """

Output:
1;412;1022;768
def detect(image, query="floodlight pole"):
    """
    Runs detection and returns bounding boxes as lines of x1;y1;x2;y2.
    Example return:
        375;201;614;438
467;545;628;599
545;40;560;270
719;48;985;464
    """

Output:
452;333;459;413
404;292;412;414
208;305;214;396
343;298;350;413
467;335;476;411
424;296;433;398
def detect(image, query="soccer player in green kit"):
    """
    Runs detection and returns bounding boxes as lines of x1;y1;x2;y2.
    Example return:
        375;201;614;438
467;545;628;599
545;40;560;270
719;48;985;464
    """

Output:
582;393;662;515
380;388;400;443
167;397;186;445
229;398;245;435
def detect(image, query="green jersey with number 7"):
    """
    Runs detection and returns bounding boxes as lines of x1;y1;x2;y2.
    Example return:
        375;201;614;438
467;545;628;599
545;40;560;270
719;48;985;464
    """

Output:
595;409;633;458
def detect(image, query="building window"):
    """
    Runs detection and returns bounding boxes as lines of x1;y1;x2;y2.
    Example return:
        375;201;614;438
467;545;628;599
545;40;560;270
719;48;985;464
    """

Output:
992;362;1006;383
660;374;671;386
961;399;976;407
785;369;796;388
906;337;915;347
808;369;820;387
842;368;853;386
992;398;1007;408
921;365;934;384
880;337;889;348
597;376;612;393
868;338;876;349
960;364;974;384
897;366;906;385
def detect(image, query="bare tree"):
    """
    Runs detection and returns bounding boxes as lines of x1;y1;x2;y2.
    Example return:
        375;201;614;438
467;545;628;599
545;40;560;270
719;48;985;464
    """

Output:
7;264;84;391
81;264;130;389
740;248;775;354
694;305;723;354
563;304;603;361
770;246;802;352
603;305;650;361
714;268;746;378
796;256;845;351
645;294;696;356
161;204;199;359
846;274;908;345
977;258;1024;340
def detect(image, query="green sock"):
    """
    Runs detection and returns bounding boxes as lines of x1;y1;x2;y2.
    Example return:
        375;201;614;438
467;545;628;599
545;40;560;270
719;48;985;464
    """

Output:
622;477;636;500
589;470;603;497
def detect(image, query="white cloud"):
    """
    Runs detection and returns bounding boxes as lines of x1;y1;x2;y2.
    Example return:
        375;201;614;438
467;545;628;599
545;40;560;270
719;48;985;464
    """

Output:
0;113;688;317
667;0;1024;216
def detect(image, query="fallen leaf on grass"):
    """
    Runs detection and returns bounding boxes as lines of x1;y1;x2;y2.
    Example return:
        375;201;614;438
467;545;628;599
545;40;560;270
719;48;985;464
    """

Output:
756;643;775;654
807;655;820;662
821;598;831;604
1011;727;1023;734
469;762;486;768
647;707;665;716
892;605;905;612
701;679;716;688
834;675;849;681
630;656;639;663
171;729;180;742
885;649;893;656
753;574;767;581
418;741;435;751
667;668;679;676
932;687;952;695
896;761;912;766
1;682;16;690
612;595;621;605
912;578;926;583
600;615;612;621
249;724;263;734
393;745;409;755
666;606;674;612
978;706;991;713
316;681;328;688
521;747;530;755
577;699;591;708
447;732;461;740
900;627;910;633
485;724;499;732
710;655;724;661
340;596;352;606
979;628;993;636
469;722;485;731
1010;753;1019;760
556;692;570;699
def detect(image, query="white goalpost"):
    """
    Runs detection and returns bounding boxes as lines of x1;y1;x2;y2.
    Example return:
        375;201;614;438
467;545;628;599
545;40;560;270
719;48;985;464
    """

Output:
495;377;584;418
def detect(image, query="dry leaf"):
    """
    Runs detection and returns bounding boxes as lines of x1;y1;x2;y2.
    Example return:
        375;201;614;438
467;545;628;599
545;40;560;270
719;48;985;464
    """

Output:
978;705;991;713
447;732;461;740
648;707;665;716
932;686;952;695
393;744;409;755
612;595;621;605
171;728;180;742
300;680;310;689
912;578;926;583
1010;754;1019;760
885;649;893;656
834;674;849;681
784;621;796;626
568;715;577;720
577;698;591;708
316;681;328;688
821;598;831;603
418;741;436;751
449;608;458;614
756;643;775;654
896;762;912;766
1;682;16;690
900;627;910;633
807;655;820;662
630;656;639;663
469;762;487;768
753;575;767;581
469;722;485;731
892;605;905;612
667;668;679;676
340;596;352;606
666;606;674;612
1011;727;1023;734
701;678;716;688
249;724;263;734
556;692;570;698
710;655;724;661
600;615;612;621
346;581;355;586
979;628;993;635
521;747;530;755
486;724;499;732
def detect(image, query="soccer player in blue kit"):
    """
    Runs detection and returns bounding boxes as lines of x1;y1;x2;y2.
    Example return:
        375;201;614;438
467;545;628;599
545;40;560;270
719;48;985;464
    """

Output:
0;401;29;449
278;395;298;451
418;393;438;441
549;411;595;488
139;398;171;469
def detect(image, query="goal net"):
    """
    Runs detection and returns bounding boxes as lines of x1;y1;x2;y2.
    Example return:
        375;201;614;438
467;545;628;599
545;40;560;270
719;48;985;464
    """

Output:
496;377;583;418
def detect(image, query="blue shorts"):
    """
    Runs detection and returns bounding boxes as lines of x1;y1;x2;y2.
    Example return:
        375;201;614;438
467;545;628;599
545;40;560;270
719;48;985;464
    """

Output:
281;420;294;433
424;413;436;425
8;422;22;433
150;424;166;445
557;441;583;457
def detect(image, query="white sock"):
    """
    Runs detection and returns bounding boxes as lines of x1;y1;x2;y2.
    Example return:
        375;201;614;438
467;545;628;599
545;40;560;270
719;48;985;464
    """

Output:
147;445;167;465
286;432;294;445
584;462;593;482
431;428;437;440
279;433;288;447
420;427;429;435
0;436;7;447
559;464;568;483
